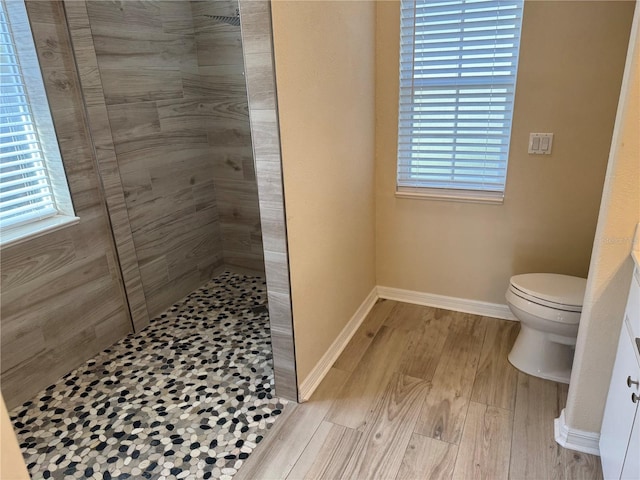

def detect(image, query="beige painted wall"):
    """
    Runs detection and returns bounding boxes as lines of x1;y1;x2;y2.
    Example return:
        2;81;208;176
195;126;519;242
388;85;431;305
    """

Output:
566;3;640;433
271;1;377;383
376;1;634;305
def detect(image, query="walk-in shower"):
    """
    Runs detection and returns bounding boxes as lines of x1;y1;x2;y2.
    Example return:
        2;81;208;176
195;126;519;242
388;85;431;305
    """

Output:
2;0;295;477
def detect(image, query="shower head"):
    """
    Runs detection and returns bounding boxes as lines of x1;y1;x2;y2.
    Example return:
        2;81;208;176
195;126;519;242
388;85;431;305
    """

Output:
204;9;240;27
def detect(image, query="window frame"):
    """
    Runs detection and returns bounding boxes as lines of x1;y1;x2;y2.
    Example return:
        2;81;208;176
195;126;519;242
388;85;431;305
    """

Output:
396;0;525;204
1;0;78;248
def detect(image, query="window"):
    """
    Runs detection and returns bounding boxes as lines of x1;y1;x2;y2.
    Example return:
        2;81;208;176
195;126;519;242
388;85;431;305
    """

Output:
0;0;77;247
397;0;524;202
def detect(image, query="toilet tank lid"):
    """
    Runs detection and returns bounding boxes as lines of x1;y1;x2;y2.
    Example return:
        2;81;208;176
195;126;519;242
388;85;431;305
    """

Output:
510;273;587;307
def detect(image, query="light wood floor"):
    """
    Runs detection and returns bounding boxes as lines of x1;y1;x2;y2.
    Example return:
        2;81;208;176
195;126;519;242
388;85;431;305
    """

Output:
236;300;603;480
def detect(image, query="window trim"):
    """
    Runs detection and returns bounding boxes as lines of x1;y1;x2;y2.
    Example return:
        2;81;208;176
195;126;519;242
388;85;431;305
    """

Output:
395;186;504;204
1;0;78;248
0;214;79;248
396;0;524;203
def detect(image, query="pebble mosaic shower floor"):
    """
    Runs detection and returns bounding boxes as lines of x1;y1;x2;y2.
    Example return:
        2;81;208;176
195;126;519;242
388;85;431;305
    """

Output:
10;272;287;480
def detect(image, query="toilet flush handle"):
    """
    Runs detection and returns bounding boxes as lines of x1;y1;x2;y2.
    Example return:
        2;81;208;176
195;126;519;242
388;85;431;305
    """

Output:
628;376;640;388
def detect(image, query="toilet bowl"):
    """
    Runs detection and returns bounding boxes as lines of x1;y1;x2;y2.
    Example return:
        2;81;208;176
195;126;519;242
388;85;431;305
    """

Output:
506;273;587;384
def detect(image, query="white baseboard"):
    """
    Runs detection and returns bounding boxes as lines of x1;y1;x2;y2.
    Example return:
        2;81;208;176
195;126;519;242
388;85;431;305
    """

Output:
554;409;601;456
298;286;379;401
376;285;516;321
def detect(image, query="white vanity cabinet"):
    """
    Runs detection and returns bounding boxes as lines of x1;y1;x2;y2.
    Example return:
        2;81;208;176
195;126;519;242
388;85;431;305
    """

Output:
600;264;640;480
620;406;640;480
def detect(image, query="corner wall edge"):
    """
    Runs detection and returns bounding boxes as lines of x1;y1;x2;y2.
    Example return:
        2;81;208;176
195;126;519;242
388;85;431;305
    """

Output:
554;409;601;456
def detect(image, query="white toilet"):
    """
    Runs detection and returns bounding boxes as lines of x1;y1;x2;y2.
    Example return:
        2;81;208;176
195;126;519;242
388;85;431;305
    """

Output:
506;273;587;384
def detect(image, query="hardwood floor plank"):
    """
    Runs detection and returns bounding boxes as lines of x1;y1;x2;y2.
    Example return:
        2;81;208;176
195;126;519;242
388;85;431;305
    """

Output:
287;421;361;480
416;386;471;447
509;373;564;480
415;313;486;444
396;433;458;480
333;299;398;372
340;373;430;480
398;307;452;381
452;401;512;480
448;310;488;338
562;450;604;480
235;302;602;480
234;368;350;480
326;326;408;430
471;318;519;411
383;302;427;331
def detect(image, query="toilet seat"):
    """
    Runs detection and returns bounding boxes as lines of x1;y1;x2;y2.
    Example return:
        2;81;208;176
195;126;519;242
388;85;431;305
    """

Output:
509;285;582;314
509;273;586;313
506;288;582;326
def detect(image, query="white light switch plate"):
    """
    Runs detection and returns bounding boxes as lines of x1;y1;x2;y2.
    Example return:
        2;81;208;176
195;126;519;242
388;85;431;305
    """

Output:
528;133;554;154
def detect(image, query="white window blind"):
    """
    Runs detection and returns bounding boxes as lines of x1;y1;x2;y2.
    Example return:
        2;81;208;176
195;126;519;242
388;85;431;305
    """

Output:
397;0;524;201
0;0;76;245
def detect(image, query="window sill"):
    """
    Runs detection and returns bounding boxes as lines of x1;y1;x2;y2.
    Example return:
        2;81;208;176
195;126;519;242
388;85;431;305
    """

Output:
1;215;81;249
395;187;504;205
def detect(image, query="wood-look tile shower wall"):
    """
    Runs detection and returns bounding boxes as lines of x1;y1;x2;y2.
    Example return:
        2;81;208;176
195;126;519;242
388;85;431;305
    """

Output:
238;0;297;399
0;1;132;409
84;0;263;318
